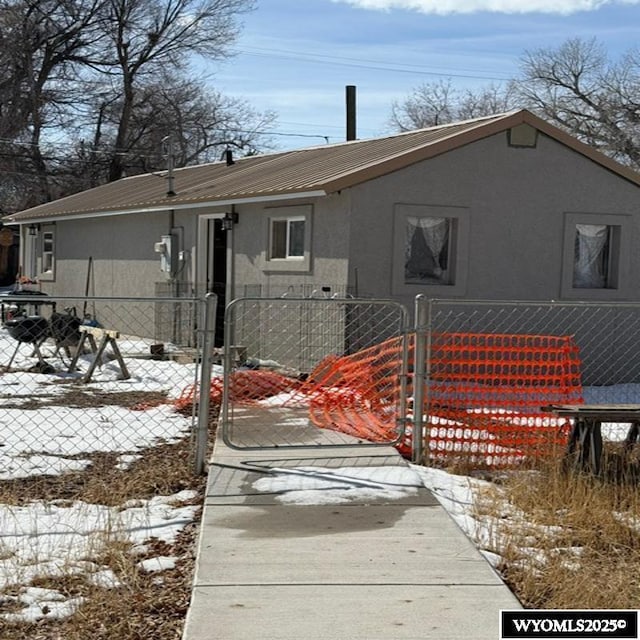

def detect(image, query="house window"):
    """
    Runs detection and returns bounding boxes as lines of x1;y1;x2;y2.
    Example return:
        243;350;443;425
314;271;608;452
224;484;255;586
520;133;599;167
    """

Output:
263;204;312;273
573;224;616;289
270;217;305;260
393;204;469;296
405;216;452;285
41;229;55;275
561;212;629;300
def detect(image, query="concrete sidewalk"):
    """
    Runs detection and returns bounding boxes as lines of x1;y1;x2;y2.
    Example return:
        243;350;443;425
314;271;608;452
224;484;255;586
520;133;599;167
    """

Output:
182;432;521;640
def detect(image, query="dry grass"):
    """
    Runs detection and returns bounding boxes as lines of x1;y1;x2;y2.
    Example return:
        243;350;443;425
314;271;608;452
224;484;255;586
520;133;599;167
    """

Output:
0;398;216;640
1;524;199;640
476;446;640;609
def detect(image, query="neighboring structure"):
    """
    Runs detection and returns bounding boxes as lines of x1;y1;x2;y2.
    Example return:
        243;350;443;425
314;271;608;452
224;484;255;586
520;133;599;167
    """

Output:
0;226;19;286
5;109;640;342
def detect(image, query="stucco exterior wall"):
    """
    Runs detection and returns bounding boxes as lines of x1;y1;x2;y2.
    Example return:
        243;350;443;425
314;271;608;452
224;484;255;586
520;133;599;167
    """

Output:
39;212;175;298
35;128;640;314
347;130;640;309
232;194;351;298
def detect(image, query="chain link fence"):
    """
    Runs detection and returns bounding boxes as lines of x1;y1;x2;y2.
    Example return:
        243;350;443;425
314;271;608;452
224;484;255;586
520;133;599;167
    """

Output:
419;299;640;468
217;296;640;470
0;294;209;480
219;297;409;450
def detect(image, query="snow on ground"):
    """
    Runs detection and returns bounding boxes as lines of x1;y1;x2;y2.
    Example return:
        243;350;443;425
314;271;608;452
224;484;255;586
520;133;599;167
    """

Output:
252;465;425;505
2;318;640;626
0;403;190;479
0;325;205;479
0;491;199;591
0;327;205;622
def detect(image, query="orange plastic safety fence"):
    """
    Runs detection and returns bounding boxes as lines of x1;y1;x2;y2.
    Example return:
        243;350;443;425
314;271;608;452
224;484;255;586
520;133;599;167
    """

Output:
289;339;406;448
422;332;583;467
174;369;301;414
284;331;582;467
198;332;583;469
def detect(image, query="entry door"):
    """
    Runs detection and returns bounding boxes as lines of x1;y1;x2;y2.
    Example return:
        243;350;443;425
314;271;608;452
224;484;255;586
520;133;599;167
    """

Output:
206;218;227;347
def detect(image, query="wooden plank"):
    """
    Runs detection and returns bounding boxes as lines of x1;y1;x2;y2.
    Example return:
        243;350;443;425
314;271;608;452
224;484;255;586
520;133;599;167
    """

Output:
543;404;640;421
79;325;120;339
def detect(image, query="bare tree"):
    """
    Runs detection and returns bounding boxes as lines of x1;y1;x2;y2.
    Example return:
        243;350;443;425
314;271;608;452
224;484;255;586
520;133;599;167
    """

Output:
0;0;107;205
389;80;456;131
60;73;276;191
96;0;256;181
389;38;640;169
457;84;519;121
389;79;517;131
120;75;277;168
515;37;640;167
0;0;276;212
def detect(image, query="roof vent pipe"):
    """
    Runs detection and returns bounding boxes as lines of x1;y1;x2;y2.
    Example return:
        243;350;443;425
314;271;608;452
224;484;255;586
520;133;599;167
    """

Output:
223;149;235;166
346;85;357;142
163;134;176;196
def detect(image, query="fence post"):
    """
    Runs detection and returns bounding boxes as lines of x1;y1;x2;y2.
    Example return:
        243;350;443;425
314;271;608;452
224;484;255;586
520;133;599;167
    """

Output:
412;295;429;464
220;298;234;447
193;293;217;475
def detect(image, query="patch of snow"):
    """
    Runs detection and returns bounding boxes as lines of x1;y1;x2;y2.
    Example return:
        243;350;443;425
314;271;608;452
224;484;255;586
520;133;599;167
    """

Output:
252;465;423;505
1;586;84;622
138;556;177;573
0;493;199;592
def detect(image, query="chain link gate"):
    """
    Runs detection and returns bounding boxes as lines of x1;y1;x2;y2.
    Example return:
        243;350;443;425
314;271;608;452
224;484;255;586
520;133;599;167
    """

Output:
218;297;410;452
209;296;640;469
0;293;209;479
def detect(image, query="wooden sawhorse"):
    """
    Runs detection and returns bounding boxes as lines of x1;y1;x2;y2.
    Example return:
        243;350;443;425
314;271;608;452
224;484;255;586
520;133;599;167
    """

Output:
68;325;130;383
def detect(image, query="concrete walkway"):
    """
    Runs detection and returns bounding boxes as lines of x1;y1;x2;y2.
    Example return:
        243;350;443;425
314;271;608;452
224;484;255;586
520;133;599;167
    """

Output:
182;427;521;640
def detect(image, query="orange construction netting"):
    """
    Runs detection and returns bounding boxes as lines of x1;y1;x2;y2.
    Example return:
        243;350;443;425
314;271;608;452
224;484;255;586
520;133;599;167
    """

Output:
286;339;407;448
178;331;583;468
424;332;583;466
283;331;583;465
174;369;301;415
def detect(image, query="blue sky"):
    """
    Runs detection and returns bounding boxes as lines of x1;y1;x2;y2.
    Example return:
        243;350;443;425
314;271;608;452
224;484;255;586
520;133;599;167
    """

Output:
207;0;640;150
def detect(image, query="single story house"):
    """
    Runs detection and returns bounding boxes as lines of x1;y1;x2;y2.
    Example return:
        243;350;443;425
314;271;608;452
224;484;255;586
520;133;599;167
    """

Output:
5;109;640;346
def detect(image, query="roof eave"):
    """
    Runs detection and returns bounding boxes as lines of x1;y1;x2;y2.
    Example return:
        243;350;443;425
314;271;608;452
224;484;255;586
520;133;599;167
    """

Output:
321;110;640;193
3;189;328;224
321;111;527;193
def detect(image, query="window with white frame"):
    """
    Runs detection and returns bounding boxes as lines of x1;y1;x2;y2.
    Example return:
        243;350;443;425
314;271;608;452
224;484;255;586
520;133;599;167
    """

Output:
41;229;55;275
263;204;312;273
405;216;452;285
270;217;305;259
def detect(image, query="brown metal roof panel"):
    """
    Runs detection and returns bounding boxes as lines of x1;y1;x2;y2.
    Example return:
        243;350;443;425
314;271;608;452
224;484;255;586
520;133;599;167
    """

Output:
18;110;628;223
3;113;513;221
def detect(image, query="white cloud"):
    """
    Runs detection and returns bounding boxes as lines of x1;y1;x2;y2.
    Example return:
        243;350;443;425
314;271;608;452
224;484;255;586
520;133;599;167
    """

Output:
331;0;640;16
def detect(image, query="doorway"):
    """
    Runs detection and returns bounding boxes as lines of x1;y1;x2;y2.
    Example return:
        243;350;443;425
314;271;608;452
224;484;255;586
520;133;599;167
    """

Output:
205;218;227;346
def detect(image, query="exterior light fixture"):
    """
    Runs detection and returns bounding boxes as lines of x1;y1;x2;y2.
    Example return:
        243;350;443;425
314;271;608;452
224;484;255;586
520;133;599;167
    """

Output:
221;211;238;232
28;224;38;236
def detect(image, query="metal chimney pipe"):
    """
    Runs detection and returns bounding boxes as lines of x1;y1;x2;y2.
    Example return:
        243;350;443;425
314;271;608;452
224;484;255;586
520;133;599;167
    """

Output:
346;85;356;141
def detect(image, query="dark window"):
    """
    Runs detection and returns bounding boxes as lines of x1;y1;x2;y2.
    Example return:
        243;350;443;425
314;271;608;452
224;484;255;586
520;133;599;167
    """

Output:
573;224;613;288
405;216;451;284
270;218;305;259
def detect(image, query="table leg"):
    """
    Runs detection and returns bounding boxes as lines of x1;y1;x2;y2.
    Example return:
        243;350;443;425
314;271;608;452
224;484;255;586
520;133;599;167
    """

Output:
566;419;579;456
588;419;603;476
566;418;602;475
624;422;640;452
576;419;591;472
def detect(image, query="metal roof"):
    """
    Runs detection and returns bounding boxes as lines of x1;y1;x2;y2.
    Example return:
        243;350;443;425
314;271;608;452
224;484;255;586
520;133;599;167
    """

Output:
6;109;640;223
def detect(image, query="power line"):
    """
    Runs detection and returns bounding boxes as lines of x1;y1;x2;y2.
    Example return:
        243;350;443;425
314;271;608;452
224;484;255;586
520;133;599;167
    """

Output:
0;127;338;160
235;46;513;82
